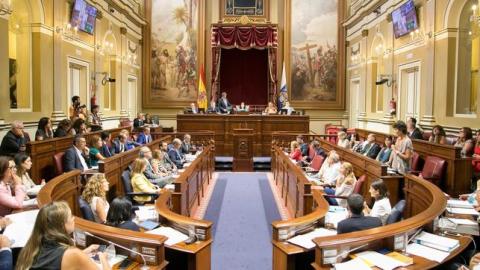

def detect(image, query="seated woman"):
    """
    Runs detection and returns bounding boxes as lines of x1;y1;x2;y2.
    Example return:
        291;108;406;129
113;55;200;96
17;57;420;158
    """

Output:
455;127;474;157
77;104;88;120
376;136;393;164
237;102;249;112
323;162;357;207
144;113;153;125
106;197;140;231
89;135;106;167
473;130;480;182
151;149;172;175
388;121;413;175
289;141;302;162
54;119;72;138
16;201;111;270
82;173;110;223
15;153;45;197
264;102;277;114
363;179;392;225
281;101;295;115
0;157;26;216
428;125;447;144
311;151;341;186
35;117;53;141
72;118;88;135
337;131;350;148
131;158;162;204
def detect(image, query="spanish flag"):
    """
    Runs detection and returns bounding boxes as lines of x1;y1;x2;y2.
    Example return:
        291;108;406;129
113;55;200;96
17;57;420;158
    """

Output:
197;65;207;110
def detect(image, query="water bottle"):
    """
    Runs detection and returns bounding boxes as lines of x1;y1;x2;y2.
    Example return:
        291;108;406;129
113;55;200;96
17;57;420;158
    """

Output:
105;243;116;260
468;193;476;205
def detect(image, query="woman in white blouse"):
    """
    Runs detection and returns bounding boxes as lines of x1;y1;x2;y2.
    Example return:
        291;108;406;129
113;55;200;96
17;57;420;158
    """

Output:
363;179;391;224
337;131;350;149
311;151;341;186
82;173;110;223
14;153;45;198
322;162;357;207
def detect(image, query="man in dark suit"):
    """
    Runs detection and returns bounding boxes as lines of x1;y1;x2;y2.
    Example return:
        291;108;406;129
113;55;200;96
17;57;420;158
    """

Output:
296;135;309;156
0;121;27;157
100;131;114;158
337;194;382;234
112;133;134;154
161;142;177;171
63;135;90;172
181;134;193;155
407;117;423;140
217;92;232;114
136;127;152;145
133;113;145;130
168;138;185;169
364;142;381;159
0;235;12;270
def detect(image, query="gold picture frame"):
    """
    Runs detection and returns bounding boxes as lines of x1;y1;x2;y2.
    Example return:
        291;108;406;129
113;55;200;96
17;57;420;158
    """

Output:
220;0;270;23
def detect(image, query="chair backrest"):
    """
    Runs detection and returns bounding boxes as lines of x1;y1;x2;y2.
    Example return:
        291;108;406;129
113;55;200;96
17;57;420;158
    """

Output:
410;152;423;171
121;170;133;194
326;126;339;144
308;145;316;161
310;155;325;171
421;156;447;180
386;199;406;224
422;131;431;141
78;196;95;222
53;152;65;175
353;174;366;194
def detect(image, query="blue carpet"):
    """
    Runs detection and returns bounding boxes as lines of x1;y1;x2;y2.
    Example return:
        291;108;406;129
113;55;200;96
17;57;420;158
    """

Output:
204;172;280;270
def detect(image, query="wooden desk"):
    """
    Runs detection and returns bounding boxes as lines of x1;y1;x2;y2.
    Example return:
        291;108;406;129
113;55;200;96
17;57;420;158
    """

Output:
355;128;473;196
27;127;128;182
311;173;470;270
177;114;309;156
38;146;214;270
271;145;329;270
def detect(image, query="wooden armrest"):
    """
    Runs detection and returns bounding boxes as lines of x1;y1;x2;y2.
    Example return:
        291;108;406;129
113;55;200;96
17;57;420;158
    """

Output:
324;194;347;200
126;192;159;197
410;170;421;175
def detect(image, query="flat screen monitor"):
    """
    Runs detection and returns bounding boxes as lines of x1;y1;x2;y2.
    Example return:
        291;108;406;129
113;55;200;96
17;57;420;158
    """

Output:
392;0;418;39
71;0;97;35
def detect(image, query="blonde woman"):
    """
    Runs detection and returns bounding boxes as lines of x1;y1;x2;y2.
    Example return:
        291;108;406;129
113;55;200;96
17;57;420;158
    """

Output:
131;158;162;203
82;174;110;223
337;131;350;149
324;162;357;207
16;201;110;270
151;149;171;175
264;102;277;114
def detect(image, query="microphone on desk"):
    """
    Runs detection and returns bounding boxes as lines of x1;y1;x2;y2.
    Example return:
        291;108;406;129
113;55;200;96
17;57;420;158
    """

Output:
84;231;149;270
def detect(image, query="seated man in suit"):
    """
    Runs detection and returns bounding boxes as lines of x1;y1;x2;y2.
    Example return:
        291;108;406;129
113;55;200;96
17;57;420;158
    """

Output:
133;112;145;130
355;134;380;159
337;194;382;234
207;100;218;113
181;134;194;155
113;133;135;154
0;235;12;270
407;117;423;140
139;147;172;187
136;127;152;145
100;131;114;158
0;121;27;157
217;92;232;114
296;135;309;157
161;142;177;171
63;135;90;172
187;102;199;114
168;138;185;169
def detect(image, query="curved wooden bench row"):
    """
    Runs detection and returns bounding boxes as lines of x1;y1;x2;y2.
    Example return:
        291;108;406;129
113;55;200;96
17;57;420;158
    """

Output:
37;143;215;269
27;127;129;182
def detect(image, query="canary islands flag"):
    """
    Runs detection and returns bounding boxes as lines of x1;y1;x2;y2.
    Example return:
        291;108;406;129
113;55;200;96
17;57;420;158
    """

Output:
280;62;287;93
197;65;207;110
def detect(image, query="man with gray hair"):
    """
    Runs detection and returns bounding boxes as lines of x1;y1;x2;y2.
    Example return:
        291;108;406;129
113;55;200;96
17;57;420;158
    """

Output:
138;146;172;187
0;121;28;157
311;150;341;186
181;134;193;155
168;138;185;168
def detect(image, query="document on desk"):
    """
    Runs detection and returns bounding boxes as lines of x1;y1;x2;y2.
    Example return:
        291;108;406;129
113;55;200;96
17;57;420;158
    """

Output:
325;206;348;229
3;210;39;248
355;251;409;270
406;243;450;263
414;231;459;252
287;228;337;249
135;206;157;222
333;257;371;270
446;207;480;216
447;199;478;208
22;198;38;207
146;226;189;246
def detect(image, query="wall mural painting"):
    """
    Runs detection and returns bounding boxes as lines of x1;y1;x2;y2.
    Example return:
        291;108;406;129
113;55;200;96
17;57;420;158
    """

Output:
290;0;338;102
150;0;198;100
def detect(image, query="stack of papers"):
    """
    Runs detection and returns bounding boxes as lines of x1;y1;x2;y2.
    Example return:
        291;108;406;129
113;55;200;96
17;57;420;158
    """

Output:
406;243;450;263
334;257;371;270
287;228;337;249
448;199;478;208
146;226;189;246
135;206;157;222
22;198;38;207
414;232;459;252
3;210;39;248
325;206;348;229
355;251;409;270
446;207;479;216
439;217;479;236
26;185;43;196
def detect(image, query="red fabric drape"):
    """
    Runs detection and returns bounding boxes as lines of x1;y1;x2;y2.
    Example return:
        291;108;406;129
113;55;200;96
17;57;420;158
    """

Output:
210;25;277;103
219;48;268;105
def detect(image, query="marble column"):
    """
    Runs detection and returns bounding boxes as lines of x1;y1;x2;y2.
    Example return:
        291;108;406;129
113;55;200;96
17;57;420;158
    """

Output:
420;0;436;125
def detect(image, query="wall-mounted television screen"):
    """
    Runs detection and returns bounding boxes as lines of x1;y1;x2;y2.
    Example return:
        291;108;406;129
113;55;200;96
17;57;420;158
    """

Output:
392;0;419;39
71;0;97;35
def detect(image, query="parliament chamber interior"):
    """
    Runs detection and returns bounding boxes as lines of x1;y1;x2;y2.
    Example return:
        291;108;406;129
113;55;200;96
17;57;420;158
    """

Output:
1;0;480;269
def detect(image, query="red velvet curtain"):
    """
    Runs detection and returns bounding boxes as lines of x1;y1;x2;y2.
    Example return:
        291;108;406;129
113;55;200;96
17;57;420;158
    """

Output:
219;48;268;105
211;25;277;103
